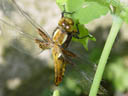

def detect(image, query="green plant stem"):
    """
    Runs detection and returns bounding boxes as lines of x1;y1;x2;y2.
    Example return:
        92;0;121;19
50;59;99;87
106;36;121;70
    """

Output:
89;15;123;96
53;89;60;96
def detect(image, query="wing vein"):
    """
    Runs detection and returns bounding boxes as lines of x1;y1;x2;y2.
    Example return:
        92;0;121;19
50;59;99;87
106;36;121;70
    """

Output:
11;0;52;40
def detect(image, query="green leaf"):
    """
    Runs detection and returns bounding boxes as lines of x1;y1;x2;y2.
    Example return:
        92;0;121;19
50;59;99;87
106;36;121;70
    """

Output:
74;2;109;24
66;0;85;12
85;0;120;8
56;0;67;6
56;0;85;14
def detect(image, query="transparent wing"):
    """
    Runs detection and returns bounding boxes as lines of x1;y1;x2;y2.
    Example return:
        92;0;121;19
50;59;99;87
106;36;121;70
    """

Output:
0;0;51;41
62;42;108;95
65;46;94;91
0;0;52;55
0;18;43;55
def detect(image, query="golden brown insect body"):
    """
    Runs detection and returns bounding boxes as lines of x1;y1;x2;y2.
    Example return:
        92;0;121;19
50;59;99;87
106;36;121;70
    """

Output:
34;16;77;86
52;17;77;85
53;17;77;47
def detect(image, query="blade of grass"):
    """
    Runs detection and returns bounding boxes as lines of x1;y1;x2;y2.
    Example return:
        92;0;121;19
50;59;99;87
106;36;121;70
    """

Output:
89;15;123;96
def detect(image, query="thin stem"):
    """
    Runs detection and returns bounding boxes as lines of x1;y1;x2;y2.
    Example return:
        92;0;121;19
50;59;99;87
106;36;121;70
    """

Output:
53;89;60;96
89;15;123;96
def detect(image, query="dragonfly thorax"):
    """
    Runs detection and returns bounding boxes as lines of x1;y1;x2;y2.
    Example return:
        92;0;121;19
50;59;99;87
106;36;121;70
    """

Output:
52;28;69;46
58;17;74;33
52;18;74;47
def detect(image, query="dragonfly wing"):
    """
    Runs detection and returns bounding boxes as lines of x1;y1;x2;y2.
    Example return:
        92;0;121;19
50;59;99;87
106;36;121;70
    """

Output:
0;19;43;55
61;48;77;58
1;0;51;41
62;42;108;95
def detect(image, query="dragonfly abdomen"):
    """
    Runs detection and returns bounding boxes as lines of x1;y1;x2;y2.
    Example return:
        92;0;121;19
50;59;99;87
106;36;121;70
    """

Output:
52;45;66;86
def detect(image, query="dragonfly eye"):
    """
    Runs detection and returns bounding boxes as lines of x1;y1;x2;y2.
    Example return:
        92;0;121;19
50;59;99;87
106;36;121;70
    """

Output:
62;23;70;30
58;17;74;32
62;23;65;26
66;25;70;29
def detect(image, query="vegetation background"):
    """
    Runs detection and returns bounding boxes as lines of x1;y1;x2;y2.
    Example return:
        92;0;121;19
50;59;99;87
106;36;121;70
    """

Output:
0;0;128;96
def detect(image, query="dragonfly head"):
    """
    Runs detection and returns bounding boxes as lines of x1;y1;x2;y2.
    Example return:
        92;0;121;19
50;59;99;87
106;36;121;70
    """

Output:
58;17;74;33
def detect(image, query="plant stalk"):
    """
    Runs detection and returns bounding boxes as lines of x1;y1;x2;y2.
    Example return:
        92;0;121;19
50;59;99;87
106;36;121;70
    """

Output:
89;15;123;96
53;89;60;96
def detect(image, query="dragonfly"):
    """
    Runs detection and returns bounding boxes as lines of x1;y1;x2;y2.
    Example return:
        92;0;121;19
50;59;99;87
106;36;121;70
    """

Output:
0;0;90;86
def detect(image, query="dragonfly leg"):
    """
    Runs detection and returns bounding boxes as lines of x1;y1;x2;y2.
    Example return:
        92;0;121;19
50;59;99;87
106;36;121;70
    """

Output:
61;5;75;17
61;48;77;58
73;34;92;39
35;39;51;50
73;23;93;39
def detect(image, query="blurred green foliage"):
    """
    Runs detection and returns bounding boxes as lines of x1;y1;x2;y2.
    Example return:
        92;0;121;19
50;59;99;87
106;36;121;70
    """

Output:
105;57;128;92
